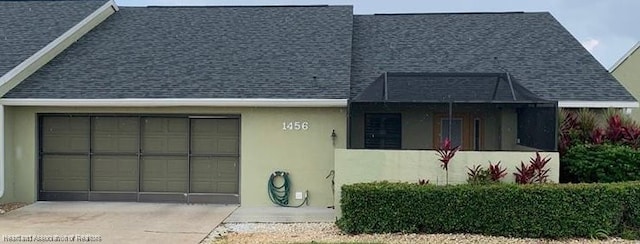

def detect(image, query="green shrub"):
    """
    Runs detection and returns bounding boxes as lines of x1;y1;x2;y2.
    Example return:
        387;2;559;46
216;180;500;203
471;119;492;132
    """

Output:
337;181;640;239
466;165;492;184
563;144;640;183
467;162;507;184
559;108;640;183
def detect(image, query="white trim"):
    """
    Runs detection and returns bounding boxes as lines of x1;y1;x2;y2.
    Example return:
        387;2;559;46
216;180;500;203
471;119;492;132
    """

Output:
0;98;349;107
610;42;640;72
110;1;119;11
558;101;639;108
0;0;118;94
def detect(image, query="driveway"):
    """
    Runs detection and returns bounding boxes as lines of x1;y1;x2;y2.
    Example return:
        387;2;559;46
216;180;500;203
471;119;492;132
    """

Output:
0;202;238;244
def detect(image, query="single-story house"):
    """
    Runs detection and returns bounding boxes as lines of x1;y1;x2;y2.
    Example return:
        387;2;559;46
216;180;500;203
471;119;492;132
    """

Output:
0;1;636;207
611;42;640;121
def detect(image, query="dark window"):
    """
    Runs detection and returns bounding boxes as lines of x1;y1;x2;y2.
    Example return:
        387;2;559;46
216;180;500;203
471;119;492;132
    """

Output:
365;113;401;149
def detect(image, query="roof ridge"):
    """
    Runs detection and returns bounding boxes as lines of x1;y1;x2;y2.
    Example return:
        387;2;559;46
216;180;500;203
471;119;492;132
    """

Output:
372;11;526;16
145;5;335;9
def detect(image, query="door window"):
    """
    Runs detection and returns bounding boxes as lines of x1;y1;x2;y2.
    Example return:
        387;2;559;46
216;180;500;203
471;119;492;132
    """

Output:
440;118;463;148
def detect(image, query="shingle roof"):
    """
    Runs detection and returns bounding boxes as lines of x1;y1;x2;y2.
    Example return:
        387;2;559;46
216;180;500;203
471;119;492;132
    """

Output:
4;8;633;102
350;12;636;102
4;6;354;99
0;1;105;77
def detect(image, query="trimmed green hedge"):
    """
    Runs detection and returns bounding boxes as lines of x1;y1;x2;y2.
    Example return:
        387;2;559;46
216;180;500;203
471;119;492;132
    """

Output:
337;182;640;239
563;144;640;183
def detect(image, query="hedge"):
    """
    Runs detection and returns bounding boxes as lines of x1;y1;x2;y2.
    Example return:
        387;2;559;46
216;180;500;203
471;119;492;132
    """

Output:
337;182;640;239
563;144;640;183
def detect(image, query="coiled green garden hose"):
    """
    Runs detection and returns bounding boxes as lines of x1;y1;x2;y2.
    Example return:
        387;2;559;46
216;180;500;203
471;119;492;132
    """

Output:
268;171;308;207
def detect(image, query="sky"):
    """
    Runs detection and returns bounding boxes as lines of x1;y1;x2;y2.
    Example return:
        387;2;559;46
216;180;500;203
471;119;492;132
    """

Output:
116;0;640;70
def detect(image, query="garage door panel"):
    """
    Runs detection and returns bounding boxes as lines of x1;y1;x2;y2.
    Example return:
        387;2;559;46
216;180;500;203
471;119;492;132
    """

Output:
168;119;188;132
216;138;239;154
92;156;138;191
217;120;239;134
190;181;238;194
143;119;164;132
190;156;238;174
42;117;89;153
190;157;238;193
143;118;188;153
191;119;215;133
190;182;210;193
216;182;239;193
191;119;239;154
189;181;237;194
43;136;89;153
141;156;188;192
191;138;212;153
94;137;138;152
42;155;89;191
217;158;239;176
143;138;188;154
143;137;188;153
93;117;138;132
190;119;216;154
93;117;138;153
191;137;239;154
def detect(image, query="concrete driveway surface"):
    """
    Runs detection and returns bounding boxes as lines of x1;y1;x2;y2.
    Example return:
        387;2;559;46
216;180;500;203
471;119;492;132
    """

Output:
0;202;238;244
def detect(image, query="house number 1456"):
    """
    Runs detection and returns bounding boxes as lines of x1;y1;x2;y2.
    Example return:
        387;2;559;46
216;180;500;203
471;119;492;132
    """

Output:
283;121;309;131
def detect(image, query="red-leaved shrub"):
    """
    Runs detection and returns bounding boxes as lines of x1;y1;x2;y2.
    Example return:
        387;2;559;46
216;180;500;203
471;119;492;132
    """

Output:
515;152;551;184
436;138;459;185
488;161;507;181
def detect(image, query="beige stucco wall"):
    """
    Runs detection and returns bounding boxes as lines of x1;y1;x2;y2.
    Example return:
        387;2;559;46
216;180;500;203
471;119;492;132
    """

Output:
333;149;560;214
349;104;517;150
612;47;640;122
0;106;346;207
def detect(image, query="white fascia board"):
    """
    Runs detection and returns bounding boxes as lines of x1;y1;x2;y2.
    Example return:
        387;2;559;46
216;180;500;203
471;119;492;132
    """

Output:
0;98;349;107
0;0;118;95
558;101;639;108
610;42;640;72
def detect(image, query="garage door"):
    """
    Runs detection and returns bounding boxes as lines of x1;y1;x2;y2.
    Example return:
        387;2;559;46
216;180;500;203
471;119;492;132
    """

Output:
39;115;240;204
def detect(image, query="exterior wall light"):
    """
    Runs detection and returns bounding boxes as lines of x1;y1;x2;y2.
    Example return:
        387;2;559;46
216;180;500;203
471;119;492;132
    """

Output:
331;129;337;145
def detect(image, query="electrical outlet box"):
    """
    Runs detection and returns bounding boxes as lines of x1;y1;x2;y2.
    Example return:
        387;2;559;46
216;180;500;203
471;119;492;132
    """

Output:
295;192;303;200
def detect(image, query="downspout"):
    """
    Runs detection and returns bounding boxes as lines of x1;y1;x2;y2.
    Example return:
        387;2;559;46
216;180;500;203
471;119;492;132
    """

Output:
0;105;4;198
448;96;452;143
346;101;351;149
554;101;559;151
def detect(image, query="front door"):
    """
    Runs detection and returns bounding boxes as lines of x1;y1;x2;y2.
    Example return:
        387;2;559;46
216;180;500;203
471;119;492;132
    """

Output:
434;115;482;150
